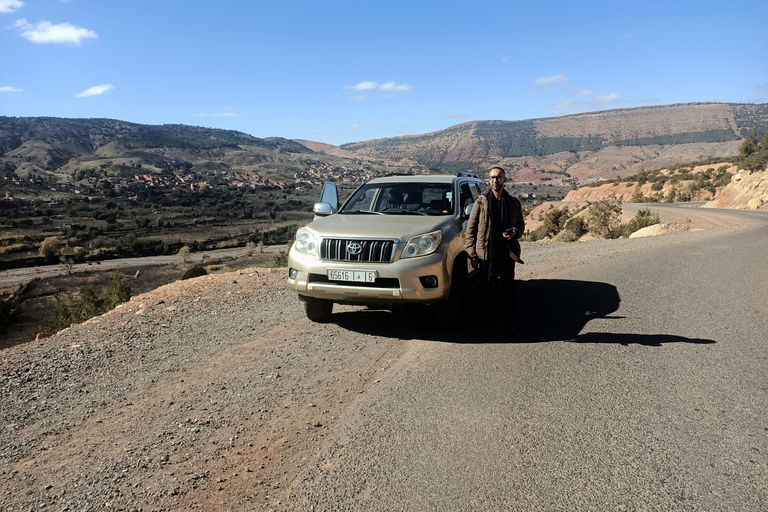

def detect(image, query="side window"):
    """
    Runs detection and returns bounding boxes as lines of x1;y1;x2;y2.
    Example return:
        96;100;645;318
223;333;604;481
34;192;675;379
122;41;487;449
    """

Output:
460;183;474;214
470;183;481;200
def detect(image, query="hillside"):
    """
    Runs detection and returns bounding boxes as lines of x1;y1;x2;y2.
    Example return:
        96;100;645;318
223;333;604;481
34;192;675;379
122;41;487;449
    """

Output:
704;169;768;209
3;104;767;188
0;117;325;183
563;162;738;203
339;103;768;183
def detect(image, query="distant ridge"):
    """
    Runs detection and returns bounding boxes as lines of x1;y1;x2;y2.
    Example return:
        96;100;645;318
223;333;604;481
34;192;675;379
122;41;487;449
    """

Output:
338;102;768;182
2;103;766;185
0;117;313;171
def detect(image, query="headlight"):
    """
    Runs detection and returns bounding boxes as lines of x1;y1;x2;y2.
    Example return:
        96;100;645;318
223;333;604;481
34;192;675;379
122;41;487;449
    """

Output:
294;228;317;256
402;230;442;259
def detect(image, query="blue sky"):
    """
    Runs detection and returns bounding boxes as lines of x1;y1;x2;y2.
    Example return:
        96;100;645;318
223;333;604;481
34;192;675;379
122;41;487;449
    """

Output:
2;0;767;146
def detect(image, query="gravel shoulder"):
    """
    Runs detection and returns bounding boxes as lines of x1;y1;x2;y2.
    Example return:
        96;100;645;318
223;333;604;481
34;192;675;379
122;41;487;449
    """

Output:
0;205;752;511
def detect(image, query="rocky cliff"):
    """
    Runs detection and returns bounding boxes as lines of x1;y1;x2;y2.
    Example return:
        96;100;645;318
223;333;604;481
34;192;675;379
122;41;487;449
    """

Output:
704;169;768;209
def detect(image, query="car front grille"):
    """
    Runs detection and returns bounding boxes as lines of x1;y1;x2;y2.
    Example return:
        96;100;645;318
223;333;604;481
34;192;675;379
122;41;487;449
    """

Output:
319;238;395;263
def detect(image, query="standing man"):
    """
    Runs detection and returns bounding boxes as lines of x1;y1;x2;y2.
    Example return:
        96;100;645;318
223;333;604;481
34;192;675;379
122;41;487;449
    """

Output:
465;166;525;339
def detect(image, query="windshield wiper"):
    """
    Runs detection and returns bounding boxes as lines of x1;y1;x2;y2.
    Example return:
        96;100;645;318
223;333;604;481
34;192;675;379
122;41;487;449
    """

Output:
384;210;427;216
344;210;384;215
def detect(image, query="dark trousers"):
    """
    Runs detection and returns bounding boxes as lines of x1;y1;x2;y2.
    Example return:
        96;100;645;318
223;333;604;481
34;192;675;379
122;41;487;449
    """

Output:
478;255;516;330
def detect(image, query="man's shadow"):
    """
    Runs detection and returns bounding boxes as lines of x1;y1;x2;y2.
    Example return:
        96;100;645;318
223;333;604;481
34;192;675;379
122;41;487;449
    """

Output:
333;279;716;346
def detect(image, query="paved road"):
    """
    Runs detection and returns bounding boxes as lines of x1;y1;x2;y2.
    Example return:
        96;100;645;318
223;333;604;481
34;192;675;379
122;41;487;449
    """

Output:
286;206;768;511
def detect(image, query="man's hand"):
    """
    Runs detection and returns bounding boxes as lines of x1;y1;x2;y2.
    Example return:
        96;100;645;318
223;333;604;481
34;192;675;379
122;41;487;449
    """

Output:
470;256;480;269
503;227;516;240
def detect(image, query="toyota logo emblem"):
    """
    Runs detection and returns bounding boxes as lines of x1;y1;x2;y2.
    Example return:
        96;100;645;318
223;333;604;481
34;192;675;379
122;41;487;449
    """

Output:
347;242;363;256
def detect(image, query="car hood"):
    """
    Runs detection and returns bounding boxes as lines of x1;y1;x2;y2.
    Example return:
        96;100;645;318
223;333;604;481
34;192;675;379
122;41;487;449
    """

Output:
304;214;453;241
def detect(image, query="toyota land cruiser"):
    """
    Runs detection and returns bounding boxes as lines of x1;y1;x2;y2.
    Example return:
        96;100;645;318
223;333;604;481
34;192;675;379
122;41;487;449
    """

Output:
286;173;487;322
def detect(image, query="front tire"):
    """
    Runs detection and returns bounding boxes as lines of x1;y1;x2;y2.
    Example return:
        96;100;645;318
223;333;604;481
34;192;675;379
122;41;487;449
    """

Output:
303;296;333;322
436;255;468;322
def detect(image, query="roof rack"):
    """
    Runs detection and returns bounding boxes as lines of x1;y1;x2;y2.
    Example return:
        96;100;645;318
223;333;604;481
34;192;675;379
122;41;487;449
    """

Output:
456;172;479;178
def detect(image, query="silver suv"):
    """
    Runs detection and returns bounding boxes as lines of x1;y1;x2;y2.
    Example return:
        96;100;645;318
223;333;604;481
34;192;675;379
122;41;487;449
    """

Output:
286;173;487;321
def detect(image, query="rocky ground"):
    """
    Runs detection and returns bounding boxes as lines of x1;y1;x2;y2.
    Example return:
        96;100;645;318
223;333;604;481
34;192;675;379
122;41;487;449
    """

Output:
0;206;753;511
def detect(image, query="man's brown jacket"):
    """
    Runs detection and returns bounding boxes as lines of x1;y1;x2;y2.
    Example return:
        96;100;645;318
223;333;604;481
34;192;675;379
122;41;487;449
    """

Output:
464;189;525;261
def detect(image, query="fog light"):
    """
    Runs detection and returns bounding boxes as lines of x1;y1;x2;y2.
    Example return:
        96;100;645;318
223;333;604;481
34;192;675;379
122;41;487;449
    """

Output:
289;268;298;280
420;275;439;288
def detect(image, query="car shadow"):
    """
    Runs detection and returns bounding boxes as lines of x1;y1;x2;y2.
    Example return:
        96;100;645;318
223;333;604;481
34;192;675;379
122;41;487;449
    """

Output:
332;279;716;346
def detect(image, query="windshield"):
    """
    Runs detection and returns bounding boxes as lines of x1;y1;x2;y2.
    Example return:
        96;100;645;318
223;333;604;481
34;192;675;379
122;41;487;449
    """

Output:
339;183;455;215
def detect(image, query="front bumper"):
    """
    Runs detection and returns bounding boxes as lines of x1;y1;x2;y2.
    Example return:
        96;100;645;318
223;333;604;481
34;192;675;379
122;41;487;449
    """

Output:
286;245;450;305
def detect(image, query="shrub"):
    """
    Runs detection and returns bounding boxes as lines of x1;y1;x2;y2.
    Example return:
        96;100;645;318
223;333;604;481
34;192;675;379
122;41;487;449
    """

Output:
105;272;133;310
564;216;587;238
542;207;571;238
586;200;623;238
524;225;549;242
177;245;191;263
555;229;581;243
182;265;207;280
622;208;660;238
272;250;289;267
72;246;87;262
39;273;132;333
39;236;62;258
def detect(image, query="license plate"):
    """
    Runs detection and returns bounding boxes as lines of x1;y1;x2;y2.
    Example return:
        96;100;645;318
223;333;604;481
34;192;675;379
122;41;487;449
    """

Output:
328;269;376;282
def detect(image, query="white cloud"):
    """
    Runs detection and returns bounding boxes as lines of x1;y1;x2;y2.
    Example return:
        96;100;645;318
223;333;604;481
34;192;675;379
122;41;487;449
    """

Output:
346;123;360;130
343;81;379;92
0;0;24;14
380;82;413;93
545;101;580;110
0;85;23;93
575;88;593;96
443;113;468;119
14;18;97;45
76;84;113;97
343;81;413;96
531;74;568;85
527;74;569;92
586;92;629;106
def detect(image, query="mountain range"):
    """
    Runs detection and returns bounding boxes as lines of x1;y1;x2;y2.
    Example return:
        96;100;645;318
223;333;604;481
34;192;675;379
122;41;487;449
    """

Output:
2;102;767;186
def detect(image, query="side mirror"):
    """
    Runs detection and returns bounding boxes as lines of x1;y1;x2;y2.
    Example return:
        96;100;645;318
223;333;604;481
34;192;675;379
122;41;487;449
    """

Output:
463;203;474;218
313;202;333;217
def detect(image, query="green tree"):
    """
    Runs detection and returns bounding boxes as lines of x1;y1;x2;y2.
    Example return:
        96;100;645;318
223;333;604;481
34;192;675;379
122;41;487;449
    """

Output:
542;207;571;238
105;272;132;309
586;200;623;238
564;216;587;238
177;245;191;263
737;131;768;171
739;130;759;158
39;236;62;258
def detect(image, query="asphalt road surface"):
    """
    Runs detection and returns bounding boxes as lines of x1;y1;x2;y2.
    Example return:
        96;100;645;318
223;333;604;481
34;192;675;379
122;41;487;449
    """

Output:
286;205;768;511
